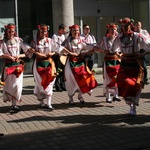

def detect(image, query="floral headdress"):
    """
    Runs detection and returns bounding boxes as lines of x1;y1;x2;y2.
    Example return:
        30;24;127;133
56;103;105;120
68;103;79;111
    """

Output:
69;25;80;30
107;23;118;29
119;17;135;34
4;23;17;39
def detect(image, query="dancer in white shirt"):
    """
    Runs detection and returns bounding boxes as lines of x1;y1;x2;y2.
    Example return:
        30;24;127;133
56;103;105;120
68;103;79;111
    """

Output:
0;23;32;112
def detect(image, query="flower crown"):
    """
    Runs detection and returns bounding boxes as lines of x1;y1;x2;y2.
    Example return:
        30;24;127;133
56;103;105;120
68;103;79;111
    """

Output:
4;24;16;30
119;18;134;25
69;25;80;30
37;24;50;31
107;24;118;29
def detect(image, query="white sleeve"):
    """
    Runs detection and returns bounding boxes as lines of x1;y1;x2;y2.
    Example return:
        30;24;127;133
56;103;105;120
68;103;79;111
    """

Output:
0;41;6;56
20;38;31;53
112;37;121;52
92;35;96;43
81;42;94;53
51;39;64;54
52;34;58;42
138;33;150;51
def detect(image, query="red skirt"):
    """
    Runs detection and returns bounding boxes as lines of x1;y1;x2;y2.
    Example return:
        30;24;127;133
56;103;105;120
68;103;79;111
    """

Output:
69;56;97;94
36;58;56;90
117;58;144;98
104;54;121;87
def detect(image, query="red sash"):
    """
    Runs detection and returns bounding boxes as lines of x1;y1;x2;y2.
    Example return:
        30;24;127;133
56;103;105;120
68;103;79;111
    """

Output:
5;60;24;78
69;56;97;93
36;58;56;90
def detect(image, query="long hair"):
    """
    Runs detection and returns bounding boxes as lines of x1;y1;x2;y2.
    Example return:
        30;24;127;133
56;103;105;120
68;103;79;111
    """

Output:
36;23;49;39
36;24;49;44
118;17;135;34
3;23;17;41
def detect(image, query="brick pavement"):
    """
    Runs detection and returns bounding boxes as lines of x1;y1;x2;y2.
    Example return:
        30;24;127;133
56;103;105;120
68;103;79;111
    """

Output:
0;71;150;150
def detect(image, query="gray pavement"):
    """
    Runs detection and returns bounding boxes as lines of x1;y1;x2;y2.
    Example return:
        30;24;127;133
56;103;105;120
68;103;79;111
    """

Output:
0;68;150;150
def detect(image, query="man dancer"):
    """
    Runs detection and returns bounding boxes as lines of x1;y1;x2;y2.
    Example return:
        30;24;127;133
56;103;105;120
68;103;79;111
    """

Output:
52;24;67;92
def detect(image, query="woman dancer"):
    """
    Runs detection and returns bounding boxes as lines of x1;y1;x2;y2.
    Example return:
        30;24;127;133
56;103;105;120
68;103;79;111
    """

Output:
98;23;121;103
30;24;75;110
0;23;31;112
113;18;150;116
63;24;102;105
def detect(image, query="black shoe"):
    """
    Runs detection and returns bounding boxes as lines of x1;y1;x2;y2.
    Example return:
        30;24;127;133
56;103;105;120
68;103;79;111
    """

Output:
47;105;54;111
0;133;4;137
69;100;75;105
10;105;20;113
113;97;121;102
78;97;85;104
144;81;149;85
62;88;66;91
80;100;85;104
144;79;149;85
56;88;62;92
106;98;112;103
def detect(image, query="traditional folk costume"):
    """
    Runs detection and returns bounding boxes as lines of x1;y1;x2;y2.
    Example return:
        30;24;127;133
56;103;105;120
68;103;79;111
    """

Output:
113;18;150;116
0;36;31;110
31;34;64;109
63;26;98;104
98;24;121;103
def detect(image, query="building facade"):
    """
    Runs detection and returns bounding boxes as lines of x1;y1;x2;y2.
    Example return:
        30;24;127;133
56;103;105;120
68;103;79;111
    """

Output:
0;0;150;73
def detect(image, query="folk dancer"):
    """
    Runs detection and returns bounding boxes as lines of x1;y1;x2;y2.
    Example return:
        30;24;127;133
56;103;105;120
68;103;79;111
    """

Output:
63;24;102;105
52;24;67;92
0;23;32;112
113;18;150;116
135;21;150;84
30;24;76;110
97;23;121;103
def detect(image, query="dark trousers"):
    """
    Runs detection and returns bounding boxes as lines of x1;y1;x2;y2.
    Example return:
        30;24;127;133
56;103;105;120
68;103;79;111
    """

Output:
140;49;148;83
142;56;148;82
52;55;66;90
84;54;94;71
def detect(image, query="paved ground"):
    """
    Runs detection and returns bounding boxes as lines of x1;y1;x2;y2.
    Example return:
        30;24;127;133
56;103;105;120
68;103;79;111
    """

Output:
0;69;150;150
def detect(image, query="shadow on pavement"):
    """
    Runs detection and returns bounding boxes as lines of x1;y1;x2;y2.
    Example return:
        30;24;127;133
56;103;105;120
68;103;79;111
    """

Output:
1;117;150;150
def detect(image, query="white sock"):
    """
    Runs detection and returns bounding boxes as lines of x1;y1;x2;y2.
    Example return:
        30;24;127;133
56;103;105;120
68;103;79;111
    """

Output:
69;96;73;102
107;93;111;101
47;96;52;108
130;103;136;111
12;100;16;106
78;91;82;98
114;88;119;97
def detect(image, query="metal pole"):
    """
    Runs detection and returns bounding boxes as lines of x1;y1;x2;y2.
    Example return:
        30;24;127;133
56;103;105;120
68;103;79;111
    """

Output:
148;0;150;32
15;0;19;35
80;16;83;34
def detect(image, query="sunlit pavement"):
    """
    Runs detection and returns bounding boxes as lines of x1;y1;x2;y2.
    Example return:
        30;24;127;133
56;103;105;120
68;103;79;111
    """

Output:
0;69;150;150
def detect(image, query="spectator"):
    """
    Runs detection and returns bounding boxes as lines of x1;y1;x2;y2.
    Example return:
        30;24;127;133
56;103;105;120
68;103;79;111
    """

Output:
81;24;96;71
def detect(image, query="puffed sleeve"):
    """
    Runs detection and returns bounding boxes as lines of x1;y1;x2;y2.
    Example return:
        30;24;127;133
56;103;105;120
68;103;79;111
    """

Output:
51;39;64;54
112;37;121;52
19;38;33;58
138;33;150;51
80;38;94;54
19;38;31;52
